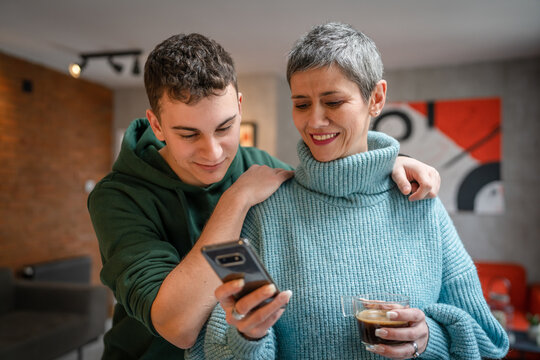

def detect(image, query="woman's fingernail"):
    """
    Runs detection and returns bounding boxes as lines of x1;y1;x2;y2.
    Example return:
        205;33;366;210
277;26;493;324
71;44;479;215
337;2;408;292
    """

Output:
365;344;384;352
375;329;388;337
266;284;276;295
386;311;398;319
235;279;245;287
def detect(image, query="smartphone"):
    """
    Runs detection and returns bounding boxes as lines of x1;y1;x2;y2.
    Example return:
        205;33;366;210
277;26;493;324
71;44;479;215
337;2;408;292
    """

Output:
201;238;279;303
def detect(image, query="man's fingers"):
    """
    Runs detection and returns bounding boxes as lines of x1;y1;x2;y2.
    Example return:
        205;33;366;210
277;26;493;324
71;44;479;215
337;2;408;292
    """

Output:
278;169;295;180
408;182;429;201
409;181;420;195
392;167;412;195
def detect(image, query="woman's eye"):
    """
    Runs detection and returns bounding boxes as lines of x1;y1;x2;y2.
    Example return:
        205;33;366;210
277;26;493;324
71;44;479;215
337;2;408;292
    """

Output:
326;101;343;107
294;103;309;110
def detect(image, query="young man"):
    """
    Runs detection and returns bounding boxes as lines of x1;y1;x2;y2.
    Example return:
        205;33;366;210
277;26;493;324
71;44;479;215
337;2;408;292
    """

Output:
88;33;440;359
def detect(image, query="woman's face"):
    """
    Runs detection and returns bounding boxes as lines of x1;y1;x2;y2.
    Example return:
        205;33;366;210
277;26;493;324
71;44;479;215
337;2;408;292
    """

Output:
290;65;379;162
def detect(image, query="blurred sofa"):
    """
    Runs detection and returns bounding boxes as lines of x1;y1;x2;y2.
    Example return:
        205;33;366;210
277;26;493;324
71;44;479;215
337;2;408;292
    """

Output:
0;260;108;360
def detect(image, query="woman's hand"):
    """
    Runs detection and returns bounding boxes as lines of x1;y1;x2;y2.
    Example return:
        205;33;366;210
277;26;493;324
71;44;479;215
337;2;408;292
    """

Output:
215;279;292;340
366;308;429;359
392;156;441;201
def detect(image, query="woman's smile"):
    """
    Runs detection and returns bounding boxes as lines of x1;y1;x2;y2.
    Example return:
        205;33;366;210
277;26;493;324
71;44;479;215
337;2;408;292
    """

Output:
310;132;339;145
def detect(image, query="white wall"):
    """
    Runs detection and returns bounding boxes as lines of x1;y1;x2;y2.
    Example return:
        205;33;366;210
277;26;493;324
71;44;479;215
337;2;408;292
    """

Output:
237;74;279;156
113;88;149;160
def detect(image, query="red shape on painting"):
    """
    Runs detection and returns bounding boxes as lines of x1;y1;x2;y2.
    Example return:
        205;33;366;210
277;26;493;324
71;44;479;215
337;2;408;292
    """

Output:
409;102;428;117
434;98;500;164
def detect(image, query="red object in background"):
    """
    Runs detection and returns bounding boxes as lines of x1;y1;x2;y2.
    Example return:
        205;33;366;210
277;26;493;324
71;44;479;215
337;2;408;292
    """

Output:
475;261;540;359
475;262;531;330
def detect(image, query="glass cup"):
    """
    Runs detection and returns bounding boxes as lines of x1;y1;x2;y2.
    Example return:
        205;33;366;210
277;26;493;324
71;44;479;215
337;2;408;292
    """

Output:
341;292;410;347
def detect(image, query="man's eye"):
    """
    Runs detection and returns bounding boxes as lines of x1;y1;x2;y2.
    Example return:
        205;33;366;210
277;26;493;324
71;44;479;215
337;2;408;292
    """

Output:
294;103;309;110
217;125;232;132
180;133;197;139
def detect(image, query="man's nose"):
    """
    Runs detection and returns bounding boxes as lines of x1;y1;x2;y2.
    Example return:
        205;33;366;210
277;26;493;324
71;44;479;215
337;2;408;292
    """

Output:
200;136;223;161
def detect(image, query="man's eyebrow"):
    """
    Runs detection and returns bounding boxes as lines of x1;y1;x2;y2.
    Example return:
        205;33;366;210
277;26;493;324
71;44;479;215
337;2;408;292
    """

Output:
171;115;236;131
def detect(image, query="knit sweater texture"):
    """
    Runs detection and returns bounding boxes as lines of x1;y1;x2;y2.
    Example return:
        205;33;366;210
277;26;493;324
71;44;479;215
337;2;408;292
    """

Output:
186;131;508;359
88;118;292;359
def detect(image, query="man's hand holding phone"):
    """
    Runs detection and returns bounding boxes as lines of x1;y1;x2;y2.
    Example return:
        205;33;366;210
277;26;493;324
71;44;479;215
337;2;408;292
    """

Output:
215;279;292;340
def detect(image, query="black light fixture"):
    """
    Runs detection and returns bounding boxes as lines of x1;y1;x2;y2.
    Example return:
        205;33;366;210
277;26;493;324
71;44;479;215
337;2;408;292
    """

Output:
107;56;123;73
132;56;141;75
68;49;142;78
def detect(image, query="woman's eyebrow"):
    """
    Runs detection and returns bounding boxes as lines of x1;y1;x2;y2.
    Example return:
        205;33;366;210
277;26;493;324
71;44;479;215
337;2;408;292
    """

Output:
291;91;340;99
320;91;340;96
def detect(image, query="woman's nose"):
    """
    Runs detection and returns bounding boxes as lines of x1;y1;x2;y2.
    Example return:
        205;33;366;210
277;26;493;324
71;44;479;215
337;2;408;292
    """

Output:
308;105;330;128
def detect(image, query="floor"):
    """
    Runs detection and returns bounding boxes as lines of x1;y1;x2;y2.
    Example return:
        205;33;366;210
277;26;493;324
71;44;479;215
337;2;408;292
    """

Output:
54;319;111;360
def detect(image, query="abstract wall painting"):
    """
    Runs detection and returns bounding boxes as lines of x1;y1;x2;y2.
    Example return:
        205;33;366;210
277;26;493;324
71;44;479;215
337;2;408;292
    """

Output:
373;97;502;214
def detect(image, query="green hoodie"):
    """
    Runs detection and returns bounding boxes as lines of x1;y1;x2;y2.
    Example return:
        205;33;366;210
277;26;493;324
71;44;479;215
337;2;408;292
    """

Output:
88;118;292;359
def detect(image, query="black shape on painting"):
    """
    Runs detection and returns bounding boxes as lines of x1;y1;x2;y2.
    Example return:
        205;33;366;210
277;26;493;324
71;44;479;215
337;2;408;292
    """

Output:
371;110;413;141
457;162;501;211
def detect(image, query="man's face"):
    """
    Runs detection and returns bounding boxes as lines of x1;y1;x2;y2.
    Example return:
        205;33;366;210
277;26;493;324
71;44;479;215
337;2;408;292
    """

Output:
147;84;242;187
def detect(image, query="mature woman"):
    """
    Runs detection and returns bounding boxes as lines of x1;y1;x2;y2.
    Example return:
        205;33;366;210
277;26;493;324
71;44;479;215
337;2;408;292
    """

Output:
187;23;509;359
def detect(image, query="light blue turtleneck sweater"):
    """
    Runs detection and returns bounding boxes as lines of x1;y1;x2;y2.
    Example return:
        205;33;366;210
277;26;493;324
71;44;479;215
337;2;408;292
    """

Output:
187;131;508;359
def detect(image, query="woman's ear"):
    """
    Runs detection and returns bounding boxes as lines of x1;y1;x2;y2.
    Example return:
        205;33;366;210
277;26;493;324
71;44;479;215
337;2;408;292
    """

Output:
147;109;165;141
370;80;387;116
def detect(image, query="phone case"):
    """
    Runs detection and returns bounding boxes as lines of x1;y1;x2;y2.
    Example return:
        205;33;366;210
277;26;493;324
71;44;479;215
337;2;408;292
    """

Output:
201;238;278;301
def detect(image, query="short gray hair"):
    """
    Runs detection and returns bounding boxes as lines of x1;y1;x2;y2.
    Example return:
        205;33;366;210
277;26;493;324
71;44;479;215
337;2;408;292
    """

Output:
286;22;383;103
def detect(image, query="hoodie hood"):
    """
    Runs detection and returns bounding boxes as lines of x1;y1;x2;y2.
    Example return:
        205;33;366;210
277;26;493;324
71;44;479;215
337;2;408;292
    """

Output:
112;118;176;188
112;118;246;193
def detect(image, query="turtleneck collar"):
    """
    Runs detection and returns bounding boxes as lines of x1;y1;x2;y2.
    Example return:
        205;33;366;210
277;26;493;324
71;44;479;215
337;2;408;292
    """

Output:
294;131;400;204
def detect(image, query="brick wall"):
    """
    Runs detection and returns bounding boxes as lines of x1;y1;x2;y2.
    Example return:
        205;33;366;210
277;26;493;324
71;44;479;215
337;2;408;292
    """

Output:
0;52;112;284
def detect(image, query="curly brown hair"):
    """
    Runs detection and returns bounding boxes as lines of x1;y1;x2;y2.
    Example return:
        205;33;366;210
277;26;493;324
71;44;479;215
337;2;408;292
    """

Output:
144;33;237;117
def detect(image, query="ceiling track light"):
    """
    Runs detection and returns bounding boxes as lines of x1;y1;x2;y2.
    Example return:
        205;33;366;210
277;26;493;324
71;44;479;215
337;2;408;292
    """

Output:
68;49;142;78
107;56;123;73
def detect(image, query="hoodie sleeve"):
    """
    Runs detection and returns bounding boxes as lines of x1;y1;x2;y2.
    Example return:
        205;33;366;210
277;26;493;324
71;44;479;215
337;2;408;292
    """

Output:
420;199;509;359
88;180;181;336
